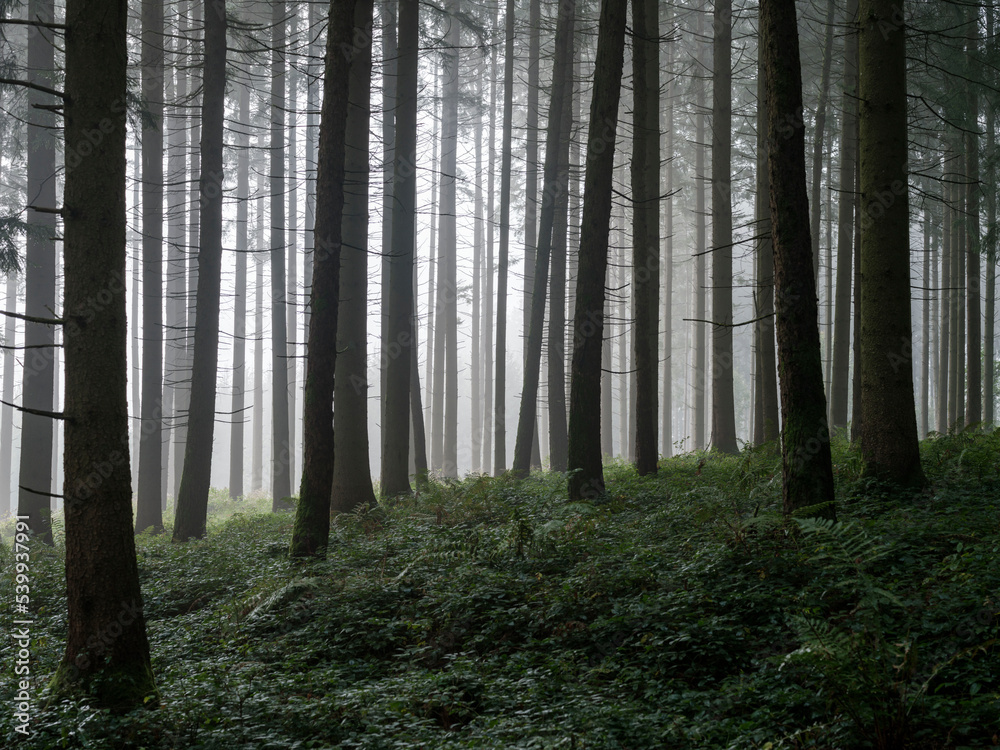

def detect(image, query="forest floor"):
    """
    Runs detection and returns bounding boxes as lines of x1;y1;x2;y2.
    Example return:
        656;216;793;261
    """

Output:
1;431;999;749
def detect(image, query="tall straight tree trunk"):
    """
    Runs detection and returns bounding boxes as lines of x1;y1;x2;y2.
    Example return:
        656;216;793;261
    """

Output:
53;0;155;705
567;0;627;501
937;162;951;432
471;58;484;474
164;34;187;504
136;0;165;533
1;273;16;515
252;182;265;493
481;6;497;474
662;24;675;458
920;210;930;437
965;16;981;426
810;0;835;284
271;0;292;508
829;0;858;429
512;0;574;478
173;0;228;542
985;14;996;426
760;0;836;518
286;8;299;482
631;0;659;475
304;0;320;396
494;0;515;475
332;0;377;513
711;0;738;454
857;0;923;485
291;0;358;555
380;0;397;438
693;18;708;450
230;82;250;500
546;26;574;473
948;173;961;428
18;0;57;542
753;42;779;444
523;0;541;470
380;0;418;496
131;156;140;496
429;60;443;470
440;4;460;477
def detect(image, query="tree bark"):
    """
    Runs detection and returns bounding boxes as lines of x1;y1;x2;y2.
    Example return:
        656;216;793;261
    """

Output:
567;0;627;501
523;0;541;471
512;0;574;478
760;0;836;518
229;82;250;500
857;0;923;485
828;0;858;430
173;0;228;542
494;0;515;475
271;0;292;508
2;273;16;516
380;0;418;496
711;0;738;455
693;14;708;451
809;0;835;284
965;14;981;426
331;0;377;513
291;0;358;556
18;0;57;543
53;0;156;706
380;0;396;444
631;0;659;474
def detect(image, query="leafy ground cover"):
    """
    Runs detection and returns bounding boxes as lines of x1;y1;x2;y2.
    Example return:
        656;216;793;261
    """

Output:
1;431;998;749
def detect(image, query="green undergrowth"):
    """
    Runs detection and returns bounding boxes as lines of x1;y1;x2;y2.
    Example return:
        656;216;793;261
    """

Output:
1;432;998;748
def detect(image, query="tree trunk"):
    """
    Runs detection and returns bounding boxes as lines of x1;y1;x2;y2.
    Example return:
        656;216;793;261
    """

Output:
173;0;228;542
286;7;299;482
920;209;930;437
380;0;397;444
291;0;358;555
512;0;574;478
332;0;377;513
271;0;292;508
18;0;57;542
229;82;250;501
937;161;951;432
810;0;835;284
711;0;738;455
482;5;497;474
252;186;265;492
828;0;858;430
380;0;418;496
2;273;16;515
136;0;165;533
760;0;836;518
524;0;541;471
53;0;156;705
661;16;674;458
471;59;484;474
857;0;923;485
631;0;659;475
753;39;779;445
693;16;708;451
948;173;960;428
546;25;574;473
965;15;981;426
985;9;996;426
567;0;627;501
494;0;515;475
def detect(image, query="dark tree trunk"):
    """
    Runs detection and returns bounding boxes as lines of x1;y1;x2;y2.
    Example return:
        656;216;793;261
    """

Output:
229;82;250;500
857;0;923;485
53;0;156;706
753;40;779;445
494;0;515;475
631;0;659;475
252;184;265;492
286;8;299;483
711;0;738;455
136;0;165;532
18;0;57;543
524;0;541;470
291;0;359;556
965;15;981;426
828;0;858;430
380;0;396;439
482;4;498;473
809;0;835;284
271;0;292;508
985;8;996;426
1;273;15;516
331;0;377;513
380;0;418;496
760;0;836;518
567;0;627;501
693;15;708;451
173;0;228;542
512;0;574;478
